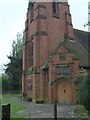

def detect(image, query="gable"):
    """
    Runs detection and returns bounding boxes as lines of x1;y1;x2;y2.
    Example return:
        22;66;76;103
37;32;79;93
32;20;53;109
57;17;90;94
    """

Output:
42;28;89;70
42;39;78;70
57;45;68;53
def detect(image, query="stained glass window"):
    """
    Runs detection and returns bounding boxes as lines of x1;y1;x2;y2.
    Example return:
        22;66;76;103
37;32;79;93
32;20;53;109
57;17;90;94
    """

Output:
55;65;71;76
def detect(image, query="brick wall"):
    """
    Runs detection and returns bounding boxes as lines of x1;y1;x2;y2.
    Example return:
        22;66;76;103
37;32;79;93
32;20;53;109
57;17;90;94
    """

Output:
22;2;79;103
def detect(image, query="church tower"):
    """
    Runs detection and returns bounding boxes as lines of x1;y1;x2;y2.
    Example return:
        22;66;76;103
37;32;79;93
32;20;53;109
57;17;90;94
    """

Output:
22;1;79;103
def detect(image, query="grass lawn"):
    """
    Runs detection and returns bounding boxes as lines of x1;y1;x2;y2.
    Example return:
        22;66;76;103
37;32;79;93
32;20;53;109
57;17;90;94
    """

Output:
74;105;88;118
2;94;27;118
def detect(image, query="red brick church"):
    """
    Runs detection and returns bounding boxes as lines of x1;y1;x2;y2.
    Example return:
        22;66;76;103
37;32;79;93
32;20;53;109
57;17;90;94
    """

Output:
22;1;88;103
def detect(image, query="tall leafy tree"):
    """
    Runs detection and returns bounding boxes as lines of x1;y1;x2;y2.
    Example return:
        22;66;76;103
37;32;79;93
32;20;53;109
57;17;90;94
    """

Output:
5;32;24;92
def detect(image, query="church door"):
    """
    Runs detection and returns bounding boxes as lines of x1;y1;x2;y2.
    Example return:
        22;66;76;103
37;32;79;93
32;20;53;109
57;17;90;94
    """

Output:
57;80;74;104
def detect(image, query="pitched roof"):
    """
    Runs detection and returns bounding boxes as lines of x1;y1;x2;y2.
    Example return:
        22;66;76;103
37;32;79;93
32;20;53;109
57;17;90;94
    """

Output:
42;29;89;70
74;29;88;50
73;29;89;67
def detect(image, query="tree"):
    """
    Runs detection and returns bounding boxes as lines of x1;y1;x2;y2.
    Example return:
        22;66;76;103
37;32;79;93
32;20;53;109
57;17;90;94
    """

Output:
84;1;90;27
84;22;90;27
5;32;24;92
2;73;11;93
77;72;90;111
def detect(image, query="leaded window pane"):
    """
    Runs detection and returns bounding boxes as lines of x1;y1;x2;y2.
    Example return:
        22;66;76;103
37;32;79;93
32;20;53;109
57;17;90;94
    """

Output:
55;65;71;76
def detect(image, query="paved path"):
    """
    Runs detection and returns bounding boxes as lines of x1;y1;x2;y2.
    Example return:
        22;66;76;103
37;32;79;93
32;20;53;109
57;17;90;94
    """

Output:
11;95;76;118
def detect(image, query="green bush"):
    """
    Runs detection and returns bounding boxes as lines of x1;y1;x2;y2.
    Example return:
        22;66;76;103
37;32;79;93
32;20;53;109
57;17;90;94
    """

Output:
2;74;11;92
35;99;43;104
78;73;90;111
23;96;32;102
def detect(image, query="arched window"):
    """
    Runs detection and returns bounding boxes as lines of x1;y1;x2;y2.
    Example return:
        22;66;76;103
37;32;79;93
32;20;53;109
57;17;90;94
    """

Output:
52;2;59;17
28;41;33;67
30;3;34;22
52;2;57;13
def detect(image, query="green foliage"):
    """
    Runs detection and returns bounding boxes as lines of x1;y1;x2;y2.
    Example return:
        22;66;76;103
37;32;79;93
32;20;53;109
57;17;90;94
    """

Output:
84;22;90;27
74;105;88;118
5;32;24;91
77;73;90;111
2;74;11;92
11;33;23;58
75;69;87;84
23;96;32;102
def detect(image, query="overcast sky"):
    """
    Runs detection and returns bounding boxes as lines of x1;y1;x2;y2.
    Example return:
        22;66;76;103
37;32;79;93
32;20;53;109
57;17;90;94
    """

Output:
0;0;88;73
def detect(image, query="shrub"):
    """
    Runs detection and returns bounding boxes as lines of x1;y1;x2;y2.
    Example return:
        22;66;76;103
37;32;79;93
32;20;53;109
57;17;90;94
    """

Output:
2;74;11;93
23;96;32;102
35;99;43;104
78;73;90;111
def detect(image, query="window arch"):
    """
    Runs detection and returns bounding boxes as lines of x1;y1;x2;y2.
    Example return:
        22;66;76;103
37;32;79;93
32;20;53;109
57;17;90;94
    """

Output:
30;4;34;22
28;40;33;67
52;2;59;18
52;2;57;13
